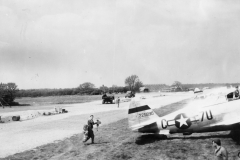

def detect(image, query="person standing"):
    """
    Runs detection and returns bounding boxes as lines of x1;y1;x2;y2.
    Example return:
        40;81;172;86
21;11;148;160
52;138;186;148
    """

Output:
233;86;239;100
212;139;228;160
117;97;120;108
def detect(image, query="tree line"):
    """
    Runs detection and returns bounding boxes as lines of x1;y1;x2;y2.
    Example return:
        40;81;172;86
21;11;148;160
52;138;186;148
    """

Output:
15;85;129;98
14;74;143;98
3;74;239;104
14;81;240;99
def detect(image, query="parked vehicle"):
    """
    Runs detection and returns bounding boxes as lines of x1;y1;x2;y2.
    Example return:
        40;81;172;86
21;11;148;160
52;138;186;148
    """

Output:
102;93;115;104
125;91;135;98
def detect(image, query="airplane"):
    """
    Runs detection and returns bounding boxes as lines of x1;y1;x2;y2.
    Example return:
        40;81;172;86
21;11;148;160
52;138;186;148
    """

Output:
128;87;240;143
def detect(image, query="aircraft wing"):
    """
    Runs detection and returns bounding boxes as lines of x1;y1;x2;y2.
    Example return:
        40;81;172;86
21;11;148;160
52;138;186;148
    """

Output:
209;111;240;126
200;87;233;97
210;118;240;126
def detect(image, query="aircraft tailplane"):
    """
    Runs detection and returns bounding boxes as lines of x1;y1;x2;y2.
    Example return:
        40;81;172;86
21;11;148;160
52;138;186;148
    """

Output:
128;99;159;131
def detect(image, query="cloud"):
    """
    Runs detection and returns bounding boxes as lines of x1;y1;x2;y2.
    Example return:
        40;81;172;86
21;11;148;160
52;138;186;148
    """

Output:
0;41;10;49
1;0;240;89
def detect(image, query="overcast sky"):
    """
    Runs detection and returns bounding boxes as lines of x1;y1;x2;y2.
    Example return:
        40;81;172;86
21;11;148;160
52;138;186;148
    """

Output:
0;0;240;89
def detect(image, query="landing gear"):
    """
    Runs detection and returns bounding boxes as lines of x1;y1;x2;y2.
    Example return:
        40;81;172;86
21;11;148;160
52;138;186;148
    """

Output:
229;130;240;144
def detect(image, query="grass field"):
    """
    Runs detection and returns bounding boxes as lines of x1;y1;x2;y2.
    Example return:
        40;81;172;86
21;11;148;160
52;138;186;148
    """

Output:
0;94;127;113
15;94;127;106
3;100;240;160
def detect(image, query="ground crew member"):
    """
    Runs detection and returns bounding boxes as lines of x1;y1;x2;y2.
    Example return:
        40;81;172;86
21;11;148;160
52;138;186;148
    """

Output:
117;97;120;108
233;86;239;99
212;139;228;160
83;115;97;144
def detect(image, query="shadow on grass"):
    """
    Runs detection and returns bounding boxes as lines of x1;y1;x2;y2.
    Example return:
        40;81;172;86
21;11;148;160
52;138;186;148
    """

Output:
18;104;31;106
83;141;110;145
136;134;167;145
136;134;231;145
96;104;116;105
0;104;31;108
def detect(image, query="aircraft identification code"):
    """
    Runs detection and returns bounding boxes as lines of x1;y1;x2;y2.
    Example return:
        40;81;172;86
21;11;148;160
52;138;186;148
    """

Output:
138;111;154;118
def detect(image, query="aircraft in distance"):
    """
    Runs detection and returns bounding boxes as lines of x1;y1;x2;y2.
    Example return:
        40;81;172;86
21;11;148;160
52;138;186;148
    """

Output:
128;87;240;142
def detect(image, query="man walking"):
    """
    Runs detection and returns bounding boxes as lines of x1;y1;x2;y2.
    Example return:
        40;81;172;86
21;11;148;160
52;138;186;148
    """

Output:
83;115;96;144
212;139;228;160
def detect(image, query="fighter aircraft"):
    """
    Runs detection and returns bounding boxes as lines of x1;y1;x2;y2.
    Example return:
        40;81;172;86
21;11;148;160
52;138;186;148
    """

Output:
128;87;240;142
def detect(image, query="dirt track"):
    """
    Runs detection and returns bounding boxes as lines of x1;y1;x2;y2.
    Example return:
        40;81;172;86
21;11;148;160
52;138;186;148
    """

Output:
0;93;193;158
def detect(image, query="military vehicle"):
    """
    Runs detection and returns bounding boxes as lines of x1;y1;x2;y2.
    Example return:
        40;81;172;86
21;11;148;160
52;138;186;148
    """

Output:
125;91;135;98
102;93;115;104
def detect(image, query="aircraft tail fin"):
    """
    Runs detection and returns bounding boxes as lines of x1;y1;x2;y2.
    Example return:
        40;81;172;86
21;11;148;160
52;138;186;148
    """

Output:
128;99;159;131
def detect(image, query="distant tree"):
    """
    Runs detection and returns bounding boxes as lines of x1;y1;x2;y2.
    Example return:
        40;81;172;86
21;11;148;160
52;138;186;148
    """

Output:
171;81;183;91
172;81;182;87
108;85;119;93
78;82;95;90
99;85;108;93
0;83;6;96
0;82;18;104
111;86;128;93
78;82;95;95
111;85;118;93
125;75;143;92
134;81;143;92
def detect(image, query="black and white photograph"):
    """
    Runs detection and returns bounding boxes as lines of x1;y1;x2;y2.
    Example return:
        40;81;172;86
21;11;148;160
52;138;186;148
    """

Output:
1;0;240;159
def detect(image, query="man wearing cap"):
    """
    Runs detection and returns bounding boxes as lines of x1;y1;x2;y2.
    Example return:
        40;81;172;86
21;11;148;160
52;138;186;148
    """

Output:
212;139;228;160
84;115;96;144
233;86;239;100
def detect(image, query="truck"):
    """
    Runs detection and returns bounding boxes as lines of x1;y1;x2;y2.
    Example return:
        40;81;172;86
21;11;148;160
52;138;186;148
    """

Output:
102;93;115;104
125;91;135;98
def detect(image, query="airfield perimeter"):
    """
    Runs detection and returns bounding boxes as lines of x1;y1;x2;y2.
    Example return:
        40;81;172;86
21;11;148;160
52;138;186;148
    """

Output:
1;92;240;160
